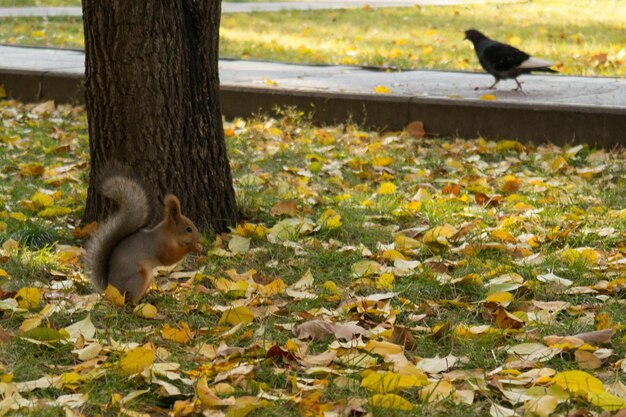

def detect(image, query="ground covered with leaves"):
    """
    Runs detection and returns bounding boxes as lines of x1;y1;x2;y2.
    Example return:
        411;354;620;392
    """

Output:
1;101;626;417
1;0;625;77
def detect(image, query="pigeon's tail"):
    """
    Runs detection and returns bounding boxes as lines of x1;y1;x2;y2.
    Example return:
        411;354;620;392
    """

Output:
518;56;557;72
518;56;554;69
533;67;558;73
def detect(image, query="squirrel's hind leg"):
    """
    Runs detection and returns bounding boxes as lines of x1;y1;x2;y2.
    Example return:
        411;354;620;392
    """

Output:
125;262;155;305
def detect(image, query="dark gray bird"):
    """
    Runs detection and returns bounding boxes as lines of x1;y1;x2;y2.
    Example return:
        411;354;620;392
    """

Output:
464;29;557;91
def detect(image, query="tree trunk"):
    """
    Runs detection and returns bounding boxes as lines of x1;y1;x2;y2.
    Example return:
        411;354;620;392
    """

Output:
81;0;238;233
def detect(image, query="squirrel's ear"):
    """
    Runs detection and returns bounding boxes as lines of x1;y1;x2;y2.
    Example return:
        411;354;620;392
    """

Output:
164;195;182;222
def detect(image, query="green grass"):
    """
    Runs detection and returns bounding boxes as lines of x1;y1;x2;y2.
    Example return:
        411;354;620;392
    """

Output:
0;0;625;76
1;101;626;415
0;0;80;6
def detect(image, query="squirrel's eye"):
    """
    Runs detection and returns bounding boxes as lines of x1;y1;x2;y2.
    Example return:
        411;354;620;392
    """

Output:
186;226;193;233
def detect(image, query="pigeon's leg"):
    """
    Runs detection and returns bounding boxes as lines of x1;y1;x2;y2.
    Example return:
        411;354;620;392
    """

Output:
513;79;524;91
474;79;500;91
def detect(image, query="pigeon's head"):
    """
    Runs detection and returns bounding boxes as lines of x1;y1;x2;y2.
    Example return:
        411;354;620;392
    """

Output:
464;29;488;44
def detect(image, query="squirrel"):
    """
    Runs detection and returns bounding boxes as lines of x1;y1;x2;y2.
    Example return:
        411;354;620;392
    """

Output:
84;175;203;304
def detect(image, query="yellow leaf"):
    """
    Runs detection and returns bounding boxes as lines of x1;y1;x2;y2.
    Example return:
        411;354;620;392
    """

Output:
423;224;457;246
19;163;45;177
226;396;269;417
372;156;394;167
197;376;234;406
261;278;286;296
376;273;395;290
420;380;455;403
484;292;514;307
364;340;403;356
548;155;568;172
218;306;255;326
59;371;83;388
133;303;158;319
361;371;427;393
394;235;421;250
319;209;342;230
20;316;43;332
15;287;41;309
369;393;413;410
524;395;558;417
508;36;522;46
161;322;194;344
595;312;612;330
37;206;72;218
104;284;125;306
119;345;155;375
236;222;268;238
31;192;54;208
9;212;28;222
491;230;517;243
378;182;397;195
587;391;626;411
374;85;391;94
351;260;382;277
323;280;338;294
480;94;497;101
381;250;406;261
552;370;604;395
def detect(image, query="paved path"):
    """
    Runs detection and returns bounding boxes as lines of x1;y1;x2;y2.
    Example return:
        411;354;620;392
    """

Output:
1;45;624;110
0;0;510;17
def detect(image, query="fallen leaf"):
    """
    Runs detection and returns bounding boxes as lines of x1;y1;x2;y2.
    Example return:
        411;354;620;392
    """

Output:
119;345;155;375
406;121;425;139
270;200;299;216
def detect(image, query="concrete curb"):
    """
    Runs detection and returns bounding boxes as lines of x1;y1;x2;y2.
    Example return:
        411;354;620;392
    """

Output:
220;85;626;146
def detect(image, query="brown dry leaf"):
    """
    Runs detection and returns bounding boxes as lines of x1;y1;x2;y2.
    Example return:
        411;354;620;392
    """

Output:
406;121;425;139
501;178;522;193
334;322;368;341
441;183;461;196
574;350;602;370
0;326;12;344
543;335;584;349
572;328;615;345
293;319;335;340
270;200;299;217
391;326;416;350
474;192;501;207
72;221;98;239
298;350;337;368
32;100;55;115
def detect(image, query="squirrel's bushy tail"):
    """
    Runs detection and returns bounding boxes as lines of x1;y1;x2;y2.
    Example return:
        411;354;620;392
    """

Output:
84;176;150;290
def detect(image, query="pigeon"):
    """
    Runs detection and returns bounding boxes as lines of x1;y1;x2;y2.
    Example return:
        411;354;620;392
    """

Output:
464;29;557;91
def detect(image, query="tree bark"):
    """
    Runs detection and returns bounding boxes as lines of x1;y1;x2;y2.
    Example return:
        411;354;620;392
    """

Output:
81;0;238;233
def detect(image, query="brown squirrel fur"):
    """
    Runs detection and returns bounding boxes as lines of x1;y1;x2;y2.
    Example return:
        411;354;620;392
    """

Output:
84;176;202;304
